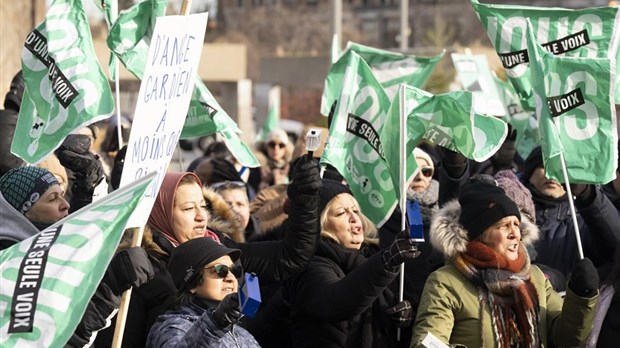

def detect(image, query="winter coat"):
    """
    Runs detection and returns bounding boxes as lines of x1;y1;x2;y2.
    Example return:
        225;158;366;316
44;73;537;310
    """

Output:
411;200;598;348
146;298;260;348
285;238;398;348
527;184;620;277
594;285;619;348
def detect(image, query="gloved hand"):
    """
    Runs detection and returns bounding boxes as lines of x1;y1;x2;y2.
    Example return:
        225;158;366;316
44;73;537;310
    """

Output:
212;293;243;328
490;123;517;171
568;258;599;298
569;183;593;201
382;230;421;270
103;247;154;296
287;154;321;203
385;300;413;328
439;146;467;178
55;134;105;197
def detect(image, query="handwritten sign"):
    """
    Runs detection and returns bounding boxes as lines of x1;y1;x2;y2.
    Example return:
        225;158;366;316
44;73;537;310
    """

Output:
120;13;209;227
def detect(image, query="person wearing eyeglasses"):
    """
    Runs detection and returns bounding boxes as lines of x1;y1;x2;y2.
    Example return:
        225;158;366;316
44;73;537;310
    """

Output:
211;180;261;241
147;237;260;347
256;128;293;191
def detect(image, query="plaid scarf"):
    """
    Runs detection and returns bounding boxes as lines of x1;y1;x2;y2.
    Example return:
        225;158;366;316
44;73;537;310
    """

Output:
455;241;541;348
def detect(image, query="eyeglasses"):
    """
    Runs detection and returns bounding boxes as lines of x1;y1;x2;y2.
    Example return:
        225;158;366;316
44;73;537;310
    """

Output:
210;181;246;191
420;166;434;178
267;141;286;149
204;264;243;278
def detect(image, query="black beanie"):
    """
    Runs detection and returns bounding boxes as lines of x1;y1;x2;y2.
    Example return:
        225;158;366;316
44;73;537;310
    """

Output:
458;178;521;241
319;179;352;213
523;146;543;182
168;237;241;292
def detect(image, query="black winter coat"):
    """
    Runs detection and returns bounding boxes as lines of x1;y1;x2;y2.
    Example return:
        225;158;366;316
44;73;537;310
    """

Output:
285;238;398;348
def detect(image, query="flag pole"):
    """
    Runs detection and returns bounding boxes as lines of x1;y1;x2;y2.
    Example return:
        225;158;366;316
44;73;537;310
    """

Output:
111;2;194;346
397;85;407;341
111;0;124;151
558;151;585;259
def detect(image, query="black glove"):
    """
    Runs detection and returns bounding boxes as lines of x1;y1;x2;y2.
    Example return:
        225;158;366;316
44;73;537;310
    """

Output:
103;247;154;296
439;146;467;178
569;183;594;202
385;300;413;328
287;154;321;202
212;293;243;328
382;230;421;270
490;123;517;170
568;258;599;298
55;134;105;196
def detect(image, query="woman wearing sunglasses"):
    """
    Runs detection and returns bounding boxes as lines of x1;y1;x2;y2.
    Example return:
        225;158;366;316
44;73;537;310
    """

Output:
256;128;294;191
147;237;260;347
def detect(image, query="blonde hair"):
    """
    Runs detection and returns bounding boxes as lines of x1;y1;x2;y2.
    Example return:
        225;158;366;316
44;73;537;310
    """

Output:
319;194;378;246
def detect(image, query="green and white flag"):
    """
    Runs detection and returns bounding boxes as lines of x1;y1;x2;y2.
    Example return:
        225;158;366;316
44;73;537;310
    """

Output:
256;85;280;143
451;53;505;116
472;0;620;109
494;74;539;159
320;50;397;227
0;173;155;347
12;0;115;164
526;21;618;184
382;85;508;194
321;42;444;116
107;0;258;167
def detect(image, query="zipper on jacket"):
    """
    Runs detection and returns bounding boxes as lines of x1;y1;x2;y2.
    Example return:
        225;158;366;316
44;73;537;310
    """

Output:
228;326;241;348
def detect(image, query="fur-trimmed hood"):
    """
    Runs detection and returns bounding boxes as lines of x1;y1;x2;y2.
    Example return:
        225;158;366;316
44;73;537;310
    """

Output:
202;186;245;243
430;199;539;262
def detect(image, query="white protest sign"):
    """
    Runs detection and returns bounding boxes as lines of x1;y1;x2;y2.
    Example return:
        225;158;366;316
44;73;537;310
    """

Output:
120;13;209;227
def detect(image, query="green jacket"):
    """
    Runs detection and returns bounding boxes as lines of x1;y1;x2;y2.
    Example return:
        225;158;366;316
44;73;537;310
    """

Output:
411;200;598;348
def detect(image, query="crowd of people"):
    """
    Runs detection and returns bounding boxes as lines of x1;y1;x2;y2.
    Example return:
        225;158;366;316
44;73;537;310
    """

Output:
1;67;619;348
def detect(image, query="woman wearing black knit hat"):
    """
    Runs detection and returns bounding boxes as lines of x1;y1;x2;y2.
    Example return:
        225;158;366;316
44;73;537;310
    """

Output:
411;175;599;348
282;179;420;348
146;237;260;347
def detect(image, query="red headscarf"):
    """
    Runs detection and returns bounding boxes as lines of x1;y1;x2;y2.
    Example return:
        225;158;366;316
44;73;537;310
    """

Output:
148;172;220;247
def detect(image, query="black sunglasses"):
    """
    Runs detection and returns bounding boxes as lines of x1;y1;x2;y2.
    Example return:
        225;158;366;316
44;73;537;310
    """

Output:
420;166;434;178
204;264;243;278
267;141;286;149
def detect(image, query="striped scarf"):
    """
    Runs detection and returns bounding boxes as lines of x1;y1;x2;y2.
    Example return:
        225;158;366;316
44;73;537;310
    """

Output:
454;241;541;348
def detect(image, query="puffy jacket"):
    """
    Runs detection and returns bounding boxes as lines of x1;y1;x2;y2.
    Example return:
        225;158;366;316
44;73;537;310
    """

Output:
146;298;260;348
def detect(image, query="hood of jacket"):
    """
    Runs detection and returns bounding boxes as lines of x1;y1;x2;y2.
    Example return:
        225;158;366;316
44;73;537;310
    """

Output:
0;191;39;247
430;199;539;262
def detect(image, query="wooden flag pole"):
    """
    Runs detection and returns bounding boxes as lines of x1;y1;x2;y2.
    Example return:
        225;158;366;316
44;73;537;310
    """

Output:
111;2;194;347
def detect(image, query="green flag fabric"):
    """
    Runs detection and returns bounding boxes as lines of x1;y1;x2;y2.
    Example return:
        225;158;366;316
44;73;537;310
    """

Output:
494;74;540;159
472;0;620;109
256;86;280;143
321;42;444;116
94;0;118;81
107;0;258;167
526;21;618;184
0;173;155;347
320;51;398;227
12;0;115;164
382;85;508;195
